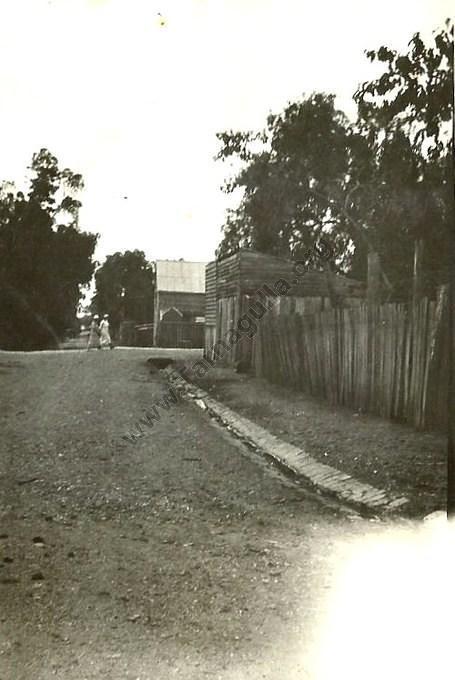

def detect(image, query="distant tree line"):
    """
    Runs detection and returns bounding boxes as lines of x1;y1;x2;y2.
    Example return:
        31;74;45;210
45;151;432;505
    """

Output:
92;250;155;337
215;20;453;301
0;149;98;349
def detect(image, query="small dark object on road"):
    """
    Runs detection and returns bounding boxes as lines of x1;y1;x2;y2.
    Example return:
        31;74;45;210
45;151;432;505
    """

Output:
147;358;175;371
32;537;45;546
31;571;44;581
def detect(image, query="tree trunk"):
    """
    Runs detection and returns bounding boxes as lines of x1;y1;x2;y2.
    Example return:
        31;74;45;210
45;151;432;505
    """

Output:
412;239;425;306
367;251;381;305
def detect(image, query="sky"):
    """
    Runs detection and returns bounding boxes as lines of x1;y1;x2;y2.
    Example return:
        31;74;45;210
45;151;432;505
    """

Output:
0;0;451;267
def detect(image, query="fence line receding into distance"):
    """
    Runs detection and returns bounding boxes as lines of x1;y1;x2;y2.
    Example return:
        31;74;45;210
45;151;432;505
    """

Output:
253;292;449;432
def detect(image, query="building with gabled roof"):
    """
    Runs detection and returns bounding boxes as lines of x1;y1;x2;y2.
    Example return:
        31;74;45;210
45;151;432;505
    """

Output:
153;259;207;347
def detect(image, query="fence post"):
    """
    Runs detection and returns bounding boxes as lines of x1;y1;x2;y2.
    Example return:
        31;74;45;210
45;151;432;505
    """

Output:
410;239;426;428
366;251;382;411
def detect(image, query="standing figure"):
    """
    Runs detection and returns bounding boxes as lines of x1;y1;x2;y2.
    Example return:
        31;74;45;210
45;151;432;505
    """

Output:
87;315;100;350
99;314;113;349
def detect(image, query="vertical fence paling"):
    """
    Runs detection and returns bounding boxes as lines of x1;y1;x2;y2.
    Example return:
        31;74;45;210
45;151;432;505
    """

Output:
253;296;447;431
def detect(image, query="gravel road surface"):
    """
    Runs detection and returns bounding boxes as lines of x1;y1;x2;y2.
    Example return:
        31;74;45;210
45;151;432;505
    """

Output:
0;350;450;680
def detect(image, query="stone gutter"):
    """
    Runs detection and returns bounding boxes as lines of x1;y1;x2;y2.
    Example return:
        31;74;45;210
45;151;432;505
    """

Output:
165;368;410;516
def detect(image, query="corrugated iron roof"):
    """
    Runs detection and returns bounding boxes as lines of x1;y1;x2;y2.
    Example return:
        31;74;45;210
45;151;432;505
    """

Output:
156;260;206;293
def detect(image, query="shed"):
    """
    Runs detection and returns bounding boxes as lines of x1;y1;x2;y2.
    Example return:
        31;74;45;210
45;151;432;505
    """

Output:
205;249;365;365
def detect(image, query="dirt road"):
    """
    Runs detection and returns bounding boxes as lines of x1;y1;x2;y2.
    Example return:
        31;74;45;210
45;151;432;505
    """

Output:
0;350;450;680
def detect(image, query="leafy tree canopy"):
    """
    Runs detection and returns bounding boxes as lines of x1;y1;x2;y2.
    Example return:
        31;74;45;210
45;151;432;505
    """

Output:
0;149;98;349
216;93;358;267
355;20;453;158
92;250;155;334
215;20;453;300
351;19;453;294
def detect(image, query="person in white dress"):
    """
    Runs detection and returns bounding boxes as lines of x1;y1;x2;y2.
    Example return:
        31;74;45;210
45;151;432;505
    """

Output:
87;315;100;350
99;314;113;349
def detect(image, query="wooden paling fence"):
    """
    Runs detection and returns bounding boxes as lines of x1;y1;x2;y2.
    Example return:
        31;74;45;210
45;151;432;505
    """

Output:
157;321;204;349
253;293;449;431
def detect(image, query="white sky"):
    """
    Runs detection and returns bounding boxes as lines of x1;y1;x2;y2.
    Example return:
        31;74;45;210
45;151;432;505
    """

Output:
0;0;451;266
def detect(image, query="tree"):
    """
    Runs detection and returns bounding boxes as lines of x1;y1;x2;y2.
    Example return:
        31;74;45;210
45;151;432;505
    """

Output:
0;149;98;349
353;20;453;297
355;20;453;158
92;250;155;336
216;22;453;302
216;93;358;268
356;18;453;512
